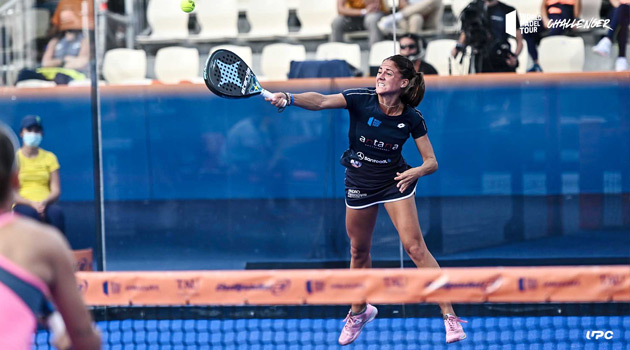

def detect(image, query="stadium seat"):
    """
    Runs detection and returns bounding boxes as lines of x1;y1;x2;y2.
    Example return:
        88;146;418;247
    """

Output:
192;0;239;42
290;0;337;39
136;0;189;44
315;42;362;70
154;47;200;84
538;36;585;72
368;41;400;75
208;45;254;70
102;49;151;84
15;79;57;88
260;43;306;81
509;37;529;74
239;0;289;40
425;39;461;75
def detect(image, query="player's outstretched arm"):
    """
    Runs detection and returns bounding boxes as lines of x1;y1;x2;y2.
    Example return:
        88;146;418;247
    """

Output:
267;92;346;111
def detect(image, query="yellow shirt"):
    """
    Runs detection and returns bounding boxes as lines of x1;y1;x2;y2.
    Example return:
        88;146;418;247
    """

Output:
17;149;60;202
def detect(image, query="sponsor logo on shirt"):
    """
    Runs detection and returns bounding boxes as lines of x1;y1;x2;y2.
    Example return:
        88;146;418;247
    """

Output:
397;123;405;128
367;117;382;127
357;152;391;164
359;136;399;151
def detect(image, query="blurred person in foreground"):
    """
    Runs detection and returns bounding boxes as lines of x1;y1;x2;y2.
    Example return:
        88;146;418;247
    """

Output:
12;115;65;235
592;0;629;71
452;0;523;73
265;54;467;346
399;33;438;75
0;123;100;349
16;9;89;85
331;0;387;46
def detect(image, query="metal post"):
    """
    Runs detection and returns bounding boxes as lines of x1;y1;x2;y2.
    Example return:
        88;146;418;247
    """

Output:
88;0;106;271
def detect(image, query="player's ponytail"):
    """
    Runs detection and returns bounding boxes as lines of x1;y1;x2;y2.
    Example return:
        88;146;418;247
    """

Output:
384;55;426;107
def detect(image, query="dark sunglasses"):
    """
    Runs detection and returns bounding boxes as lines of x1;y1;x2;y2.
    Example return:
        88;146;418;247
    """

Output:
400;44;417;50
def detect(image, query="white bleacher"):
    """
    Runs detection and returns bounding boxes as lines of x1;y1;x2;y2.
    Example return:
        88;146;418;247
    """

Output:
102;49;152;85
259;43;306;81
154;47;200;84
539;35;585;72
136;0;190;44
316;42;362;70
239;0;289;41
369;40;400;68
290;0;337;39
191;0;239;42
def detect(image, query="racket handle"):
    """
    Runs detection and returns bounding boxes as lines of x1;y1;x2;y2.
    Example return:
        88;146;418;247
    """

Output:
47;311;66;340
261;89;287;107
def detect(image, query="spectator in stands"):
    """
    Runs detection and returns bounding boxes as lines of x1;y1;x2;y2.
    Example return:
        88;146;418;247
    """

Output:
451;0;523;73
331;0;386;46
378;0;442;35
50;0;94;32
524;0;582;72
592;0;629;71
15;9;89;85
13;115;65;235
399;33;438;74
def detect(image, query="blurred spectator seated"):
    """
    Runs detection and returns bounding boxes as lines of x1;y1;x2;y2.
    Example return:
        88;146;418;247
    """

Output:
50;0;94;32
523;0;581;72
397;33;438;75
331;0;387;45
378;0;444;35
13;115;65;235
15;9;89;85
592;0;629;71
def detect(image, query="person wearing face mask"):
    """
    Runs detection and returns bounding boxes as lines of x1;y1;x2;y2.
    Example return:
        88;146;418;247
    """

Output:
13;115;65;235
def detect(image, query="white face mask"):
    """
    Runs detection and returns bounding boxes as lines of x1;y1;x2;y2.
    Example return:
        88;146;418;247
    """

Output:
23;131;42;147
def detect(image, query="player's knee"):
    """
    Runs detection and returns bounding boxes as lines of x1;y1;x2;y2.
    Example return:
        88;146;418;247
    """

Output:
404;242;427;263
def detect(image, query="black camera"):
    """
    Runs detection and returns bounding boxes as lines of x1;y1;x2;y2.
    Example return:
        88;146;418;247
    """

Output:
459;0;493;54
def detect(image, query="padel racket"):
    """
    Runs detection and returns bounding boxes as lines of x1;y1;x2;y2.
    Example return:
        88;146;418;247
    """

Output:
203;49;285;108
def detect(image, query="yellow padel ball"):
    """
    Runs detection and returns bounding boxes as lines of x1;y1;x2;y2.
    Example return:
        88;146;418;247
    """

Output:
180;0;195;13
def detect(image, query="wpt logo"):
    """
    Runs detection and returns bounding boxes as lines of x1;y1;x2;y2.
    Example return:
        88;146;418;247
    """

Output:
506;10;611;37
506;11;541;37
367;117;381;127
586;330;613;340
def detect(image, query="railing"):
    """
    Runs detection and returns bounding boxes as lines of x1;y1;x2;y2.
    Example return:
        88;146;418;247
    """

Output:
0;0;38;85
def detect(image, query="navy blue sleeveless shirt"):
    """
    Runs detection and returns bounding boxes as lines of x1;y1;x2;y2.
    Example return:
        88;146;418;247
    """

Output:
341;87;428;188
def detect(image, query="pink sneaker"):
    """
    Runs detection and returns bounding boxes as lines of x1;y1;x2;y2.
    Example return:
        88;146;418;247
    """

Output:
444;314;467;343
338;304;378;345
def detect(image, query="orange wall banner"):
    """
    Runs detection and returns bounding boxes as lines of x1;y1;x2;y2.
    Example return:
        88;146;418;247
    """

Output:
72;249;93;272
74;266;630;306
